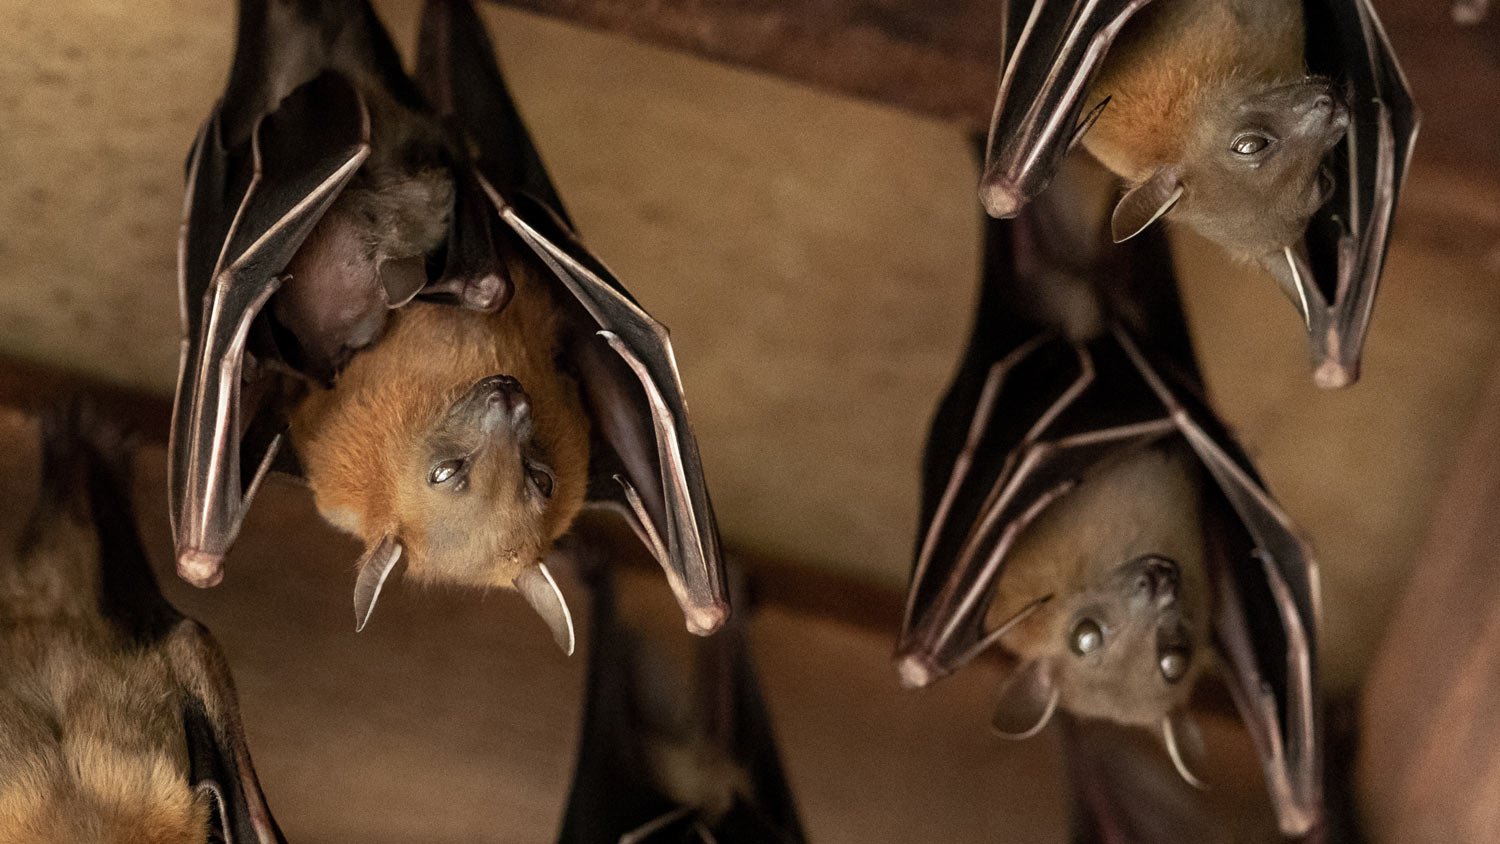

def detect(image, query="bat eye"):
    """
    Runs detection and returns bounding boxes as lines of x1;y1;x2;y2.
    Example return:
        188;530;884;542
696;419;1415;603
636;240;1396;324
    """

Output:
525;461;554;498
1069;618;1105;656
1160;648;1190;683
1231;133;1271;156
429;458;465;486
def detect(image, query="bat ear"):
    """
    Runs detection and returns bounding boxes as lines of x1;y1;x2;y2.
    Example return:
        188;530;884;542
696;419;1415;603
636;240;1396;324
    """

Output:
990;658;1060;739
1111;169;1184;243
379;255;428;308
353;533;405;632
514;561;576;655
1161;710;1210;790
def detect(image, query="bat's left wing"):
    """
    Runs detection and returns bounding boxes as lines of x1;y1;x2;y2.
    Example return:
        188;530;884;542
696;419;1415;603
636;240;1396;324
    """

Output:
1119;331;1323;837
415;0;727;635
1271;0;1420;388
979;0;1155;218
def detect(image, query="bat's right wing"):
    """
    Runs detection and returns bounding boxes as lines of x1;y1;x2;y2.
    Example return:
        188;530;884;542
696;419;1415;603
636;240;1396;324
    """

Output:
171;71;370;587
415;0;728;635
979;0;1155;218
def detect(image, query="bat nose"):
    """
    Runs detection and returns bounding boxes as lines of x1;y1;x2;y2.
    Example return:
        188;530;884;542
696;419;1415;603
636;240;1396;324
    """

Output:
1139;557;1180;605
479;375;531;423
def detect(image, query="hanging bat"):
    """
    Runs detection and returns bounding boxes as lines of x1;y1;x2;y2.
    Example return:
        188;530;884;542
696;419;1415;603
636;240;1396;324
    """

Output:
169;0;727;643
555;558;805;844
979;0;1418;388
896;158;1323;836
0;403;286;844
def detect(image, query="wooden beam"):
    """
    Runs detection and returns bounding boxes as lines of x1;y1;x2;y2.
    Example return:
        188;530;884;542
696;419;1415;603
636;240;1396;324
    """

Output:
485;0;1006;127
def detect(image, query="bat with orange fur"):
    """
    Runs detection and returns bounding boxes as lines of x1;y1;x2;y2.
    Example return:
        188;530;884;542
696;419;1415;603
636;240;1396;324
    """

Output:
0;404;286;844
897;159;1323;837
979;0;1417;388
168;0;726;646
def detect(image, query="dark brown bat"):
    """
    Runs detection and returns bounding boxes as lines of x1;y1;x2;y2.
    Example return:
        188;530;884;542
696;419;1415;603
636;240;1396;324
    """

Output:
979;0;1418;388
0;404;285;844
556;558;805;844
897;158;1322;836
169;0;726;641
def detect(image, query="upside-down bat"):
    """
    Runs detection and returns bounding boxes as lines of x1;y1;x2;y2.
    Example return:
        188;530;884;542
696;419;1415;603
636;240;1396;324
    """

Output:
556;559;805;844
897;157;1323;836
0;404;286;844
169;0;726;644
980;0;1418;388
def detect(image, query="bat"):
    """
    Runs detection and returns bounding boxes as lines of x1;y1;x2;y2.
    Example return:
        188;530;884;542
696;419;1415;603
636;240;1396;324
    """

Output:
555;557;805;844
979;0;1419;388
0;402;286;844
168;0;727;641
896;158;1323;837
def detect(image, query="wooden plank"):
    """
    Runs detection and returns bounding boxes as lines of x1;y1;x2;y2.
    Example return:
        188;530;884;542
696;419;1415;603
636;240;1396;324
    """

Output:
484;0;1006;127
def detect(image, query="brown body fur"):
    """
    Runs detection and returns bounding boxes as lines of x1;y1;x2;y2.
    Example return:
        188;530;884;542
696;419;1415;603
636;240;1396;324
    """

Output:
290;251;592;589
1085;0;1306;182
989;444;1211;728
0;425;207;844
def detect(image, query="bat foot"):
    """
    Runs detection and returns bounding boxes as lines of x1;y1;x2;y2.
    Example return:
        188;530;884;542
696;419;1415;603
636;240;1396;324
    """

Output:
177;549;226;589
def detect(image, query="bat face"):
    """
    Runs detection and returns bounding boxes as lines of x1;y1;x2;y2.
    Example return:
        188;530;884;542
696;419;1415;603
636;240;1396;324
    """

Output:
989;446;1210;730
1174;78;1350;258
402;374;559;584
293;287;591;594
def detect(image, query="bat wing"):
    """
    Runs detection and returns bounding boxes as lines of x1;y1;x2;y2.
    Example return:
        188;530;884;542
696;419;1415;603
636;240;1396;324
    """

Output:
171;71;370;587
170;621;291;844
1275;0;1420;388
33;403;290;843
415;0;728;635
978;0;1155;218
1118;331;1323;837
558;564;803;844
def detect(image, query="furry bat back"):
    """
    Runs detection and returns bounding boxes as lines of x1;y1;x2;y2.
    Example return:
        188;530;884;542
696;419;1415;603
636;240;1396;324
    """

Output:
0;404;287;843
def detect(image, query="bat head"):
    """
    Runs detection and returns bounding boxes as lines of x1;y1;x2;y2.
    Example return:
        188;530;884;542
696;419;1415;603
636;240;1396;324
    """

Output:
399;373;562;581
1113;78;1349;258
989;447;1211;735
292;298;591;646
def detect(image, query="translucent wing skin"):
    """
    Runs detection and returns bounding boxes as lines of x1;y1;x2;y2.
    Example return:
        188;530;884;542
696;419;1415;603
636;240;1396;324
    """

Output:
897;202;1323;835
37;405;289;844
980;0;1419;388
1279;0;1420;388
415;0;728;634
557;562;805;844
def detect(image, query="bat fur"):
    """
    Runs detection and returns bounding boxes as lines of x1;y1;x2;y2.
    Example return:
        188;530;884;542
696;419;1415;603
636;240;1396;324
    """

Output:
0;420;203;843
289;247;591;592
1083;0;1349;259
